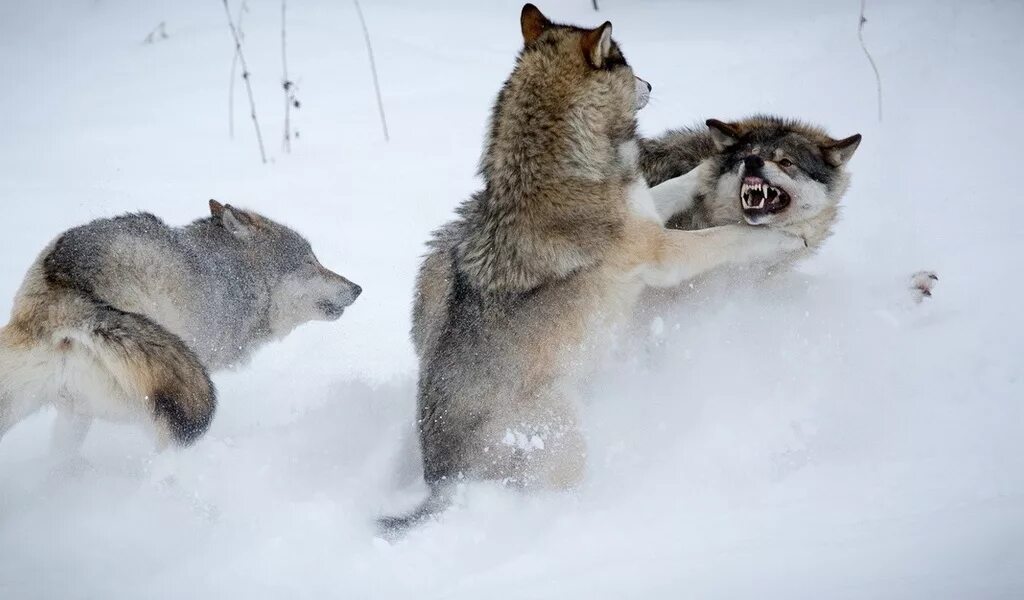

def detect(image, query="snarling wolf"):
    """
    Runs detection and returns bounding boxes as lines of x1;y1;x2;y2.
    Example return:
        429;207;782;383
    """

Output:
380;5;803;534
639;117;937;299
639;115;862;252
0;200;361;452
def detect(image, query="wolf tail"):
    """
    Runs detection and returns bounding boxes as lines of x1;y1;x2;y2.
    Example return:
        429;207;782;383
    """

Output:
377;483;454;539
66;302;216;446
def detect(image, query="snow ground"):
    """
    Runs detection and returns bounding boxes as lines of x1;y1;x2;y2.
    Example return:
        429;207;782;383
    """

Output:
1;0;1022;598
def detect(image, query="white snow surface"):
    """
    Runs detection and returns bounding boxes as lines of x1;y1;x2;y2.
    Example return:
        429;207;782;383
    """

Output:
1;0;1022;598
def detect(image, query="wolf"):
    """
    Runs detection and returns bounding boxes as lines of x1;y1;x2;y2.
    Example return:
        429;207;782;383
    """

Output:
380;4;804;533
0;200;361;453
639;115;862;252
638;117;938;300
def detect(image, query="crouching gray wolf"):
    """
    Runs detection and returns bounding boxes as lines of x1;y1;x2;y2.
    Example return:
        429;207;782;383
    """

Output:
379;4;804;534
0;200;361;453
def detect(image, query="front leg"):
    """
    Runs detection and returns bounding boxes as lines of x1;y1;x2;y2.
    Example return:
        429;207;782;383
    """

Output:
648;161;709;224
641;223;805;288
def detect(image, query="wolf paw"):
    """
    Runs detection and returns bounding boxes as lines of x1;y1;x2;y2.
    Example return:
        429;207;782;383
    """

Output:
910;271;939;303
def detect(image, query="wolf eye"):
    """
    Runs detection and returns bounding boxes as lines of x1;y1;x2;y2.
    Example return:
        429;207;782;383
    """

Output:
778;158;794;168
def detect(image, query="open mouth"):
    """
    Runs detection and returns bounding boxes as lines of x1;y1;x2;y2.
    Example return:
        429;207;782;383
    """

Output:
741;176;790;219
317;300;346;320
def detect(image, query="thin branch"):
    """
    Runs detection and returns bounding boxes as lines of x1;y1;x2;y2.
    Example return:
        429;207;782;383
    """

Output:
143;22;169;44
281;0;292;152
228;1;247;140
592;0;599;10
858;0;883;122
353;0;390;142
221;0;267;163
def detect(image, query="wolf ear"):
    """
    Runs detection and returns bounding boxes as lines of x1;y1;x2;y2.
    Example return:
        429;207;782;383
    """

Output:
706;119;741;151
219;204;257;238
209;199;225;218
821;134;862;167
521;4;550;45
581;22;613;68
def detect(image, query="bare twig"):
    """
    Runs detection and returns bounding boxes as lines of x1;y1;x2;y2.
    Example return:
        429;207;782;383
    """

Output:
143;22;168;44
281;0;292;152
353;0;390;142
221;0;267;163
592;0;599;10
228;1;247;139
858;0;883;122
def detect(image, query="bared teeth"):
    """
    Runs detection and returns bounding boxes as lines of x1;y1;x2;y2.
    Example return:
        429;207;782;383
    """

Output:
742;182;783;210
741;183;766;209
742;180;791;214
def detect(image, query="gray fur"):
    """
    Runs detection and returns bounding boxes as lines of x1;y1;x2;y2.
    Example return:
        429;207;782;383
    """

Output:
388;6;643;532
384;6;806;535
0;201;360;448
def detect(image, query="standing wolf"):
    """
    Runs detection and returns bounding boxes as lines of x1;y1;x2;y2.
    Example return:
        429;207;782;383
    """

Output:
381;4;804;532
0;200;361;452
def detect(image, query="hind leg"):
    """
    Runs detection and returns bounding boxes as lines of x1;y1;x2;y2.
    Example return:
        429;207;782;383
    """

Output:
532;427;586;490
50;408;92;458
519;415;586;490
0;388;50;448
0;338;55;446
481;423;585;490
477;386;586;490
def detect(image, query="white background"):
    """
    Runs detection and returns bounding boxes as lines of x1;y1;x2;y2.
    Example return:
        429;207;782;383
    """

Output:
1;0;1021;597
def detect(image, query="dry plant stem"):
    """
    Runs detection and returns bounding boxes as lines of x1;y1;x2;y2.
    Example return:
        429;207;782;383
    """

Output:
143;22;168;44
281;0;292;152
353;0;390;142
858;0;883;122
222;0;267;163
228;1;246;139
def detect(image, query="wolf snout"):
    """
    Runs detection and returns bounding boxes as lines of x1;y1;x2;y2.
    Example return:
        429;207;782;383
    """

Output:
347;282;363;302
743;155;764;172
335;277;362;307
313;269;362;320
634;77;651;110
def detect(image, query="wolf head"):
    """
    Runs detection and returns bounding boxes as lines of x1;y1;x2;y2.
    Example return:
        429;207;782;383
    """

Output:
207;200;361;332
703;116;861;232
520;3;649;104
457;5;650;294
481;4;650;186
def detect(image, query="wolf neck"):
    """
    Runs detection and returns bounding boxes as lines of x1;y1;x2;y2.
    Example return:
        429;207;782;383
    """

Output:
178;221;273;366
456;67;634;296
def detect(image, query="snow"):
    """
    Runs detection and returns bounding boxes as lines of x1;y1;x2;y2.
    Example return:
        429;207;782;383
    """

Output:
1;0;1022;597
